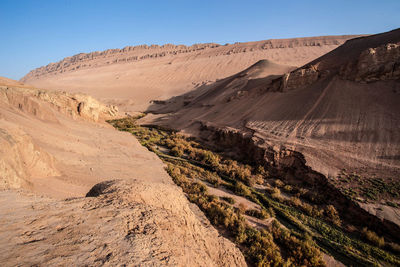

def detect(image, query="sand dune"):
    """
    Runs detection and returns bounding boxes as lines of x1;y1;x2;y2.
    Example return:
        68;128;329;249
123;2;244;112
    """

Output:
21;35;361;112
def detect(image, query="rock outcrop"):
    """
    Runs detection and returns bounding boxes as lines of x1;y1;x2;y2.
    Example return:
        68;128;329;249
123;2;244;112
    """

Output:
278;66;321;91
340;42;400;82
267;30;400;91
0;84;118;122
0;78;246;266
0;179;246;266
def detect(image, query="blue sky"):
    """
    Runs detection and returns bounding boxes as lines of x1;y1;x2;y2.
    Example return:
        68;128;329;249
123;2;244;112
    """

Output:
0;0;399;80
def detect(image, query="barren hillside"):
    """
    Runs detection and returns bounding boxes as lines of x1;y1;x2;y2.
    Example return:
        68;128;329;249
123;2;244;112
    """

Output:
144;29;400;224
0;78;246;266
21;35;361;111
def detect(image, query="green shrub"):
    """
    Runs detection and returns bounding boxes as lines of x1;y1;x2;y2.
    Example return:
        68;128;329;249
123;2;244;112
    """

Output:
201;150;220;168
271;221;325;267
245;209;269;219
170;145;185;157
234;182;252;197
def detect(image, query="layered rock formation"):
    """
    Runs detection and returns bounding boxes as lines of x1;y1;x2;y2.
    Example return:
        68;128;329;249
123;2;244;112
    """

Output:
0;84;118;122
21;37;358;81
21;35;361;111
340;42;400;82
272;29;400;92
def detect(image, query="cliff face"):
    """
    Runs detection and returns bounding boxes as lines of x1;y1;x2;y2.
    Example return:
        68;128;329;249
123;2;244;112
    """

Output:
0;82;118;190
0;78;246;266
340;42;400;82
20;35;361;111
21;36;357;81
274;30;400;92
0;84;118;123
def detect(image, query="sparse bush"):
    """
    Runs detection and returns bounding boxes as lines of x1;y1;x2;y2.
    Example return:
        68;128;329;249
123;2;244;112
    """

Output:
221;196;235;204
256;165;269;177
234;182;252;197
170;146;184;157
244;227;283;266
283;184;292;193
238;202;248;213
201;150;220;168
290;197;302;207
253;174;265;185
362;227;385;248
325;205;341;226
245;209;269;219
271;187;281;200
271;221;325;267
111;117;400;267
274;179;285;188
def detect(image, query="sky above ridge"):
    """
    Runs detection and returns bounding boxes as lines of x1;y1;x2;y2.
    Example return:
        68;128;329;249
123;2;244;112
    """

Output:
0;0;399;80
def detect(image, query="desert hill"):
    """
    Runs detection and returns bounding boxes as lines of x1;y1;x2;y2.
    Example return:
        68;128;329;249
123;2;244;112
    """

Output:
144;29;400;225
0;78;245;266
21;35;361;111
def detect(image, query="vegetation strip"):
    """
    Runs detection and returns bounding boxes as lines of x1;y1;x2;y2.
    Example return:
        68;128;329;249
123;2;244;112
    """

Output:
109;116;400;267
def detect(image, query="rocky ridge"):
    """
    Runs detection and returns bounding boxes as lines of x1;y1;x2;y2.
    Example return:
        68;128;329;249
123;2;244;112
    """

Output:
0;84;118;122
21;35;359;81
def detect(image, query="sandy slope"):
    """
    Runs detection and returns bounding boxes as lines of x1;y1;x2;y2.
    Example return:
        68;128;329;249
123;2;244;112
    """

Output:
143;30;400;225
21;35;360;111
0;79;246;266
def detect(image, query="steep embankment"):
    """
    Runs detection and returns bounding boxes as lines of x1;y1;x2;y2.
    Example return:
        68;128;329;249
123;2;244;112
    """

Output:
144;29;400;224
21;35;360;111
0;78;246;266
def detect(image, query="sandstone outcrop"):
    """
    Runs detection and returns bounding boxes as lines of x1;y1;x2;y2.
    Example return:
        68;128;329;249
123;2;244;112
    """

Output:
270;30;400;91
21;36;359;81
0;180;246;266
0;84;118;122
340;42;400;82
0;78;246;266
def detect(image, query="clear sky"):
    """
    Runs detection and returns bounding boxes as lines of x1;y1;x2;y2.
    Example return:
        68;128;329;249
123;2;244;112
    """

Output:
0;0;399;80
